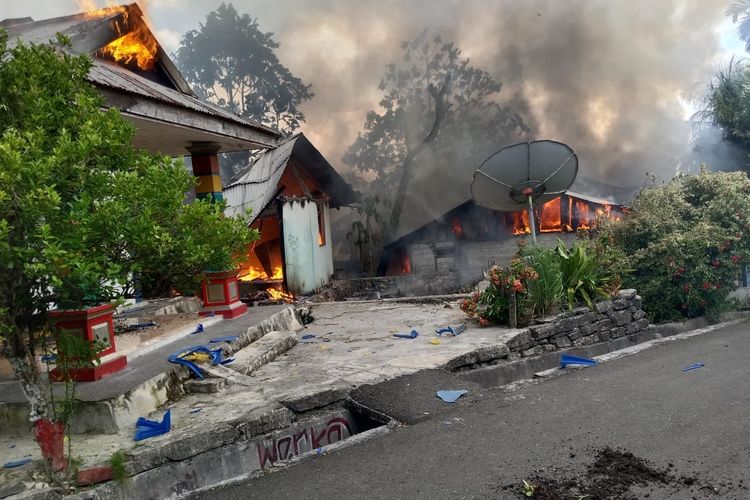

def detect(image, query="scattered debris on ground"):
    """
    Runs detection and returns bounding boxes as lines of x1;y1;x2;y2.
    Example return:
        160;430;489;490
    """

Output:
500;447;715;499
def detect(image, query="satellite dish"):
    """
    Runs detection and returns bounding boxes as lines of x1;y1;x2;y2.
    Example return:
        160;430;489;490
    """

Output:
470;140;578;243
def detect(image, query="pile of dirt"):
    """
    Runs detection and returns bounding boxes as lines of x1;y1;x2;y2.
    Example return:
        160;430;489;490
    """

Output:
503;447;696;499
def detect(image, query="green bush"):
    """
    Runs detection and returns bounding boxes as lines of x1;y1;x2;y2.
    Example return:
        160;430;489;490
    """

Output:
520;245;563;317
556;240;618;309
0;32;258;423
461;237;623;326
600;169;750;323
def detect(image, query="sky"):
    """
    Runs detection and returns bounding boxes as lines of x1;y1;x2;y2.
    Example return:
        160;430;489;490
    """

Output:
1;0;749;187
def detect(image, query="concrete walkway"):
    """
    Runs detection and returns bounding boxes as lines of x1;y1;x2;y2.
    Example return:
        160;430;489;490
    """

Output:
189;320;750;500
0;305;287;404
0;300;519;478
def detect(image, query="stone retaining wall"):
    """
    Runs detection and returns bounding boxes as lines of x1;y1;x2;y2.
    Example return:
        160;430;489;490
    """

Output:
506;289;649;358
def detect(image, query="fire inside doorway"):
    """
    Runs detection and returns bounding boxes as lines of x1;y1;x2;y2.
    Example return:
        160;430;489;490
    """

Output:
223;133;358;300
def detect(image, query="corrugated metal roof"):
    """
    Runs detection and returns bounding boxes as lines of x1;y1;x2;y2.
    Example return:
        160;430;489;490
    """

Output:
223;136;298;222
88;60;277;133
223;133;358;223
4;11;116;47
3;6;280;139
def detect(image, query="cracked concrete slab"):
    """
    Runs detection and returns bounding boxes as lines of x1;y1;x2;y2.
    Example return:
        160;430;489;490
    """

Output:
347;369;486;425
229;330;298;375
0;299;520;489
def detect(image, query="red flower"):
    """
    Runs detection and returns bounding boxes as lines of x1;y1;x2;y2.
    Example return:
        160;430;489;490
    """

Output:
512;279;525;293
478;316;490;327
702;282;711;290
731;255;742;264
712;260;721;268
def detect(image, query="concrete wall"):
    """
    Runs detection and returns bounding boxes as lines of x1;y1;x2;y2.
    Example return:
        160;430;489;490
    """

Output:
325;273;464;300
404;233;577;292
282;199;334;294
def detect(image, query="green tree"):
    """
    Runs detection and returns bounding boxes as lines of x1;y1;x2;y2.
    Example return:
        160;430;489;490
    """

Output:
697;58;750;148
175;2;313;134
728;1;750;51
343;31;530;237
600;169;750;323
0;32;256;423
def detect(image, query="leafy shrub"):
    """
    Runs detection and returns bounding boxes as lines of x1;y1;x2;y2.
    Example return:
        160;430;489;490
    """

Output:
461;237;623;326
461;260;538;326
556;240;618;309
0;33;258;424
519;245;563;317
600;169;750;323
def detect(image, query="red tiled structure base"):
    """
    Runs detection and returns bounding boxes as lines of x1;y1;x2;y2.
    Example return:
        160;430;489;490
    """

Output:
199;300;248;319
77;466;114;486
50;354;128;382
200;270;247;319
48;304;128;382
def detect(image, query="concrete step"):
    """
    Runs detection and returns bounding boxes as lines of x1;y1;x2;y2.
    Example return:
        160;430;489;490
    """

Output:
228;331;298;376
184;377;227;394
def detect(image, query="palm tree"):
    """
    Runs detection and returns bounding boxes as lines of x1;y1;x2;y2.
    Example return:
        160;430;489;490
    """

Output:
727;1;750;51
696;57;750;146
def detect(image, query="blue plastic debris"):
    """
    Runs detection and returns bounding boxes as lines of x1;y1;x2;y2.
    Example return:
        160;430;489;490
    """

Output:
189;408;202;414
435;324;466;337
209;336;237;343
40;354;57;363
436;390;468;403
560;353;598;368
301;334;316;340
190;324;205;335
134;409;171;441
167;346;224;379
682;362;704;372
220;357;235;365
3;458;32;469
393;330;419;339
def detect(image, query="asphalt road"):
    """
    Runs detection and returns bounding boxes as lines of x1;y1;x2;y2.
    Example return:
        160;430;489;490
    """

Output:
189;321;750;499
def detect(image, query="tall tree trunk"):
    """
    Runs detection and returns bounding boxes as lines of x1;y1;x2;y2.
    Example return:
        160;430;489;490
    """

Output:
387;80;452;238
7;344;50;422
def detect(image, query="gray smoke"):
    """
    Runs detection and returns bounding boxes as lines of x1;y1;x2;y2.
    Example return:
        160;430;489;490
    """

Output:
6;1;736;186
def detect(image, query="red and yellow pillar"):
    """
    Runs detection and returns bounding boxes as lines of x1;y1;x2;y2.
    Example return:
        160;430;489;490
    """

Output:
188;143;223;203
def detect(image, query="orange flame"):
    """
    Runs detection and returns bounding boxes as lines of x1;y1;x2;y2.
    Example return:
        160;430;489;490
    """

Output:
78;2;159;71
451;216;463;239
539;198;562;233
238;265;283;282
574;200;591;230
101;27;158;70
512;211;531;235
268;287;295;303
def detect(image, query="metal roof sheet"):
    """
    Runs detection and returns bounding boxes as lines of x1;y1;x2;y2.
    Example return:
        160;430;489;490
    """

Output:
3;6;280;139
223;136;297;222
88;60;277;133
223;133;358;223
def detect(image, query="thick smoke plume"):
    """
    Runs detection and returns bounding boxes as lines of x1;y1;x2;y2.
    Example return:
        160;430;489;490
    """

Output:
264;0;731;188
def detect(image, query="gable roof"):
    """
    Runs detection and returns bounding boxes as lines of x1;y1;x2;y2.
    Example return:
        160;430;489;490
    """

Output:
223;133;358;222
2;4;281;153
393;147;639;242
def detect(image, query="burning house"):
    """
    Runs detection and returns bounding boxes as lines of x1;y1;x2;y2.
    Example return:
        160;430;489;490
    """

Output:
382;186;626;286
2;3;281;197
223;133;358;297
